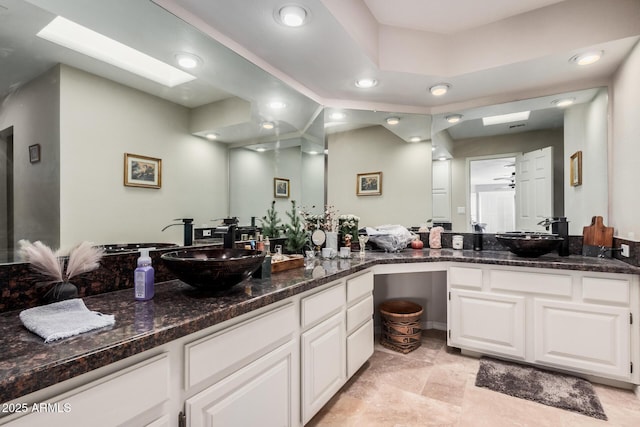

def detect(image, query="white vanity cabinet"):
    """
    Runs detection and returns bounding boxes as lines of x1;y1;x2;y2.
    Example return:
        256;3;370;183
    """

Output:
184;303;298;427
346;271;374;377
448;264;640;384
300;280;346;425
3;354;171;427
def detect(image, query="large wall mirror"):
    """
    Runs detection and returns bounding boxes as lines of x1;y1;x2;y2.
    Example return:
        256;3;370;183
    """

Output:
431;87;609;235
325;108;433;228
0;0;323;263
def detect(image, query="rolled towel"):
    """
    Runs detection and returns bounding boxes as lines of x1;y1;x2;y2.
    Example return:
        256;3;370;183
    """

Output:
19;299;115;343
429;226;444;249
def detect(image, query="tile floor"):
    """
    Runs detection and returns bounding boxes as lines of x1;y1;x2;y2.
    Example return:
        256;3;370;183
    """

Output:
307;330;640;426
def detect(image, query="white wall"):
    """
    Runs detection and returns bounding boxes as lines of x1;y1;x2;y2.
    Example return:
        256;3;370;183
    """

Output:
611;40;640;240
327;125;432;228
59;65;228;247
300;151;325;214
449;129;564;231
564;88;609;234
229;145;301;227
0;66;60;250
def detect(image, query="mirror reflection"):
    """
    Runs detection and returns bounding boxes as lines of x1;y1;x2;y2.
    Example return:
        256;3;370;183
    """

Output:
0;0;322;262
325;108;433;228
431;87;608;235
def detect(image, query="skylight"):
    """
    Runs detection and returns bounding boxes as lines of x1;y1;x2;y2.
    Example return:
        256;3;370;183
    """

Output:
482;111;530;126
37;17;196;88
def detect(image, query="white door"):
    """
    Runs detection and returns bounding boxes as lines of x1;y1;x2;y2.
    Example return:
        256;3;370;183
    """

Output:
301;311;346;424
186;342;295;427
534;299;631;380
515;147;553;231
449;289;526;359
432;159;451;222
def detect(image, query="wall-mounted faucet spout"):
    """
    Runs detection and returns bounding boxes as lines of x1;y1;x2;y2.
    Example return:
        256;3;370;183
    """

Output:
537;217;569;256
162;218;193;246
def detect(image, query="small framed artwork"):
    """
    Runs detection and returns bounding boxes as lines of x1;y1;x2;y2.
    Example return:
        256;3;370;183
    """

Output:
29;144;41;163
274;177;290;198
357;171;382;196
570;151;582;187
124;153;162;189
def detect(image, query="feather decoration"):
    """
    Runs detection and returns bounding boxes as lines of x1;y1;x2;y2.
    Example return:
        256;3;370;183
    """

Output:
18;240;104;284
64;241;104;281
18;240;63;284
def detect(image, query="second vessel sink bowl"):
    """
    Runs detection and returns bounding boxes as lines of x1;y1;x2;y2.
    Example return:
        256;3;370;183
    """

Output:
495;232;564;257
161;248;265;291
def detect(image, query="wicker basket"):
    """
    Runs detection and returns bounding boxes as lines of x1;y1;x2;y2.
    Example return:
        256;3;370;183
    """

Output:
379;300;423;354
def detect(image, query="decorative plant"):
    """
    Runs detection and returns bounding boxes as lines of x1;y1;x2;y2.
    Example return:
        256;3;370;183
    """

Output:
18;240;104;301
284;200;309;253
260;200;282;238
323;205;339;232
339;214;360;246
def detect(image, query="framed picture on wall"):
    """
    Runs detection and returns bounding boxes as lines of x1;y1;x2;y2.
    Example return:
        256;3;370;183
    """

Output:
29;144;41;163
357;171;382;196
274;177;290;198
570;151;582;187
124;153;162;189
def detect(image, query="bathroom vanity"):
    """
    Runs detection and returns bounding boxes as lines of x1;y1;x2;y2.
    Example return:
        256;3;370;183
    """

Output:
0;250;638;426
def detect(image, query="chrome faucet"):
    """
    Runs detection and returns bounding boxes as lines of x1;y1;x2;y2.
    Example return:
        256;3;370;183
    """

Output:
162;218;193;246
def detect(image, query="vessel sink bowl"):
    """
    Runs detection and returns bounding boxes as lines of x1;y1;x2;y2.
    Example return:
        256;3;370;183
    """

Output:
101;243;178;254
161;248;265;291
495;232;563;257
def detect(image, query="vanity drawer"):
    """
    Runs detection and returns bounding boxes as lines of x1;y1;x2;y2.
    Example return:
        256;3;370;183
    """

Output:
301;281;346;329
490;269;572;296
582;276;630;305
185;303;295;389
449;266;483;289
347;271;374;303
347;295;373;333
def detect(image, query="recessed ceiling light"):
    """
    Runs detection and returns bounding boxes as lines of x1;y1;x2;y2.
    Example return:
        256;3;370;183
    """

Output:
429;83;450;96
386;117;400;125
278;5;307;27
446;114;463;123
552;98;575;107
308;151;318;155
570;51;603;66
482;111;530;126
409;136;421;143
175;52;202;69
330;112;346;120
37;16;195;87
355;78;377;88
432;146;437;151
204;133;218;140
256;147;266;152
261;121;275;130
438;157;447;161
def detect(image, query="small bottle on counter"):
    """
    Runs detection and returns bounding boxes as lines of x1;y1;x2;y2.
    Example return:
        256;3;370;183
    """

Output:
257;235;265;252
134;249;154;301
264;236;271;255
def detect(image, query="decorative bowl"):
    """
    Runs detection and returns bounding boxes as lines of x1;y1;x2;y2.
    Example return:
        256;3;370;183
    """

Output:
495;232;563;257
161;248;265;290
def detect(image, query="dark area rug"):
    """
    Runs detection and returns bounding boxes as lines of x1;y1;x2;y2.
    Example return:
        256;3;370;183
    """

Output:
475;357;607;420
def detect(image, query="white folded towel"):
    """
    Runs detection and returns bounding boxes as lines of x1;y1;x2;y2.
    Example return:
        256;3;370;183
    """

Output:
19;299;115;343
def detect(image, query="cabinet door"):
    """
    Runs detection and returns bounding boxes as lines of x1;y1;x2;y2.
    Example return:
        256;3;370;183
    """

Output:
534;299;631;380
186;341;295;427
301;311;346;425
347;318;374;377
449;289;525;359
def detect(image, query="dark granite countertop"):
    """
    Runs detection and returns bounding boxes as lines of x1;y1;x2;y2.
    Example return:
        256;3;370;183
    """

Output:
1;249;638;403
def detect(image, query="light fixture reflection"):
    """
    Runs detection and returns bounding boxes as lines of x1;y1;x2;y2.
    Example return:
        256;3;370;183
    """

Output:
261;121;275;130
429;83;450;96
446;114;463;123
355;78;377;88
386;117;400;125
205;133;217;140
279;5;307;27
552;98;575;107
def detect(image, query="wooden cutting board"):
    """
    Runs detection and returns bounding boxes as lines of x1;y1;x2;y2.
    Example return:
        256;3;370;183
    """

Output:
582;216;613;255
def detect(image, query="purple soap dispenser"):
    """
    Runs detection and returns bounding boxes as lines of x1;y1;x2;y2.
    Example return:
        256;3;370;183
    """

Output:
134;248;155;301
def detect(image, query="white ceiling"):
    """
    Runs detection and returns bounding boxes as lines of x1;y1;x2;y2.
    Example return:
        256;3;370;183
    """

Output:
4;0;640;147
363;0;566;35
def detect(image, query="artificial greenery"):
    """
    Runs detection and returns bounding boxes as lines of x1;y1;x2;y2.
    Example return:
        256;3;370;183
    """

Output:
284;200;308;253
260;200;282;238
